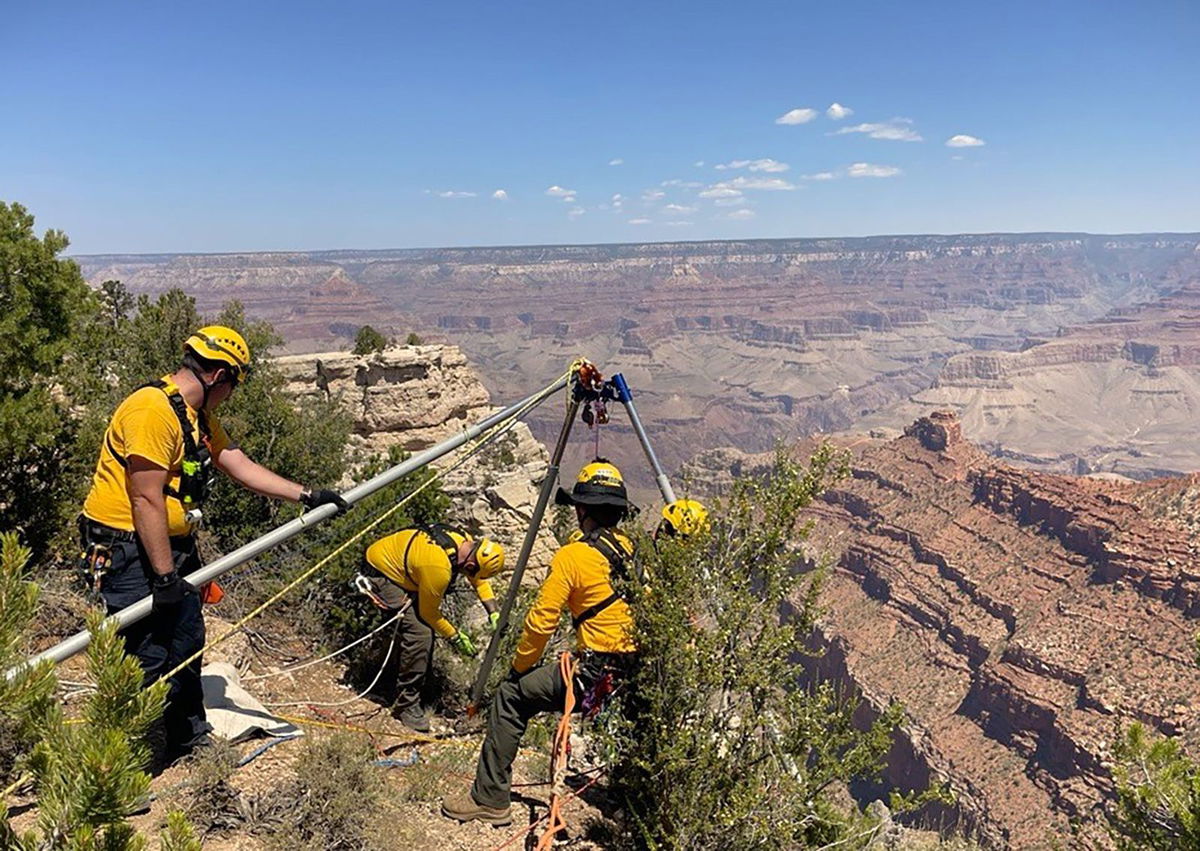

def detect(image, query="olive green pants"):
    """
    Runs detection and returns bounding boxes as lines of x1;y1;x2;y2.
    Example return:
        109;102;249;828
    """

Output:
369;577;433;715
471;660;577;809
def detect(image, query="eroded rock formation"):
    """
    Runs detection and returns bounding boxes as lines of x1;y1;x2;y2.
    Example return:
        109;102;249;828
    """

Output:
275;345;558;570
869;280;1200;479
690;413;1200;848
77;233;1200;496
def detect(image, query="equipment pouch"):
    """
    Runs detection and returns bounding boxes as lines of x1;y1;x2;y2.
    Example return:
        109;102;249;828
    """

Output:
79;542;114;593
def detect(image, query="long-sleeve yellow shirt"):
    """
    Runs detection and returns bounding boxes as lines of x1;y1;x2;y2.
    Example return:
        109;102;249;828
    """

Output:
512;536;638;673
365;529;494;639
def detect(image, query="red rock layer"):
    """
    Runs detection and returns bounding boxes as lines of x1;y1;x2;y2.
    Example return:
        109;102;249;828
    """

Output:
797;414;1200;848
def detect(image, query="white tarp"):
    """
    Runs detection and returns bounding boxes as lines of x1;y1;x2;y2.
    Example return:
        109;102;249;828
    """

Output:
200;662;303;742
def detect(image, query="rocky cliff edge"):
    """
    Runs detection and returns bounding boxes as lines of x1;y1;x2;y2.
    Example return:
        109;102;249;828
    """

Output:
275;345;558;571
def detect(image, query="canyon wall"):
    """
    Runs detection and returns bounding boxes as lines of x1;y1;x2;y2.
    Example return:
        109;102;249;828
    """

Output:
689;413;1200;848
77;233;1200;495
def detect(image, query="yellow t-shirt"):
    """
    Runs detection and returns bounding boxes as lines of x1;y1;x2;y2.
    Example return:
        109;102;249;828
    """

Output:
512;534;637;673
82;378;232;536
365;528;495;639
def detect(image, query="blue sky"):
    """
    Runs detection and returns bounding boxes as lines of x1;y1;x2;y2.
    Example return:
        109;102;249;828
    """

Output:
3;0;1197;254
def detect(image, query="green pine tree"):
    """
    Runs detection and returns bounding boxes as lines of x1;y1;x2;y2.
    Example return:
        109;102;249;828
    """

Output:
605;445;928;848
352;325;389;355
0;202;99;556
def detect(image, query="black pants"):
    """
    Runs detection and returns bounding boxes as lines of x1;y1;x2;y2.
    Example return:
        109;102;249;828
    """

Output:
84;526;211;759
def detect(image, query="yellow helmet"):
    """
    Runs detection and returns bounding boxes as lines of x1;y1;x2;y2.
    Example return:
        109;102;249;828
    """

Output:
659;499;709;537
184;325;251;381
555;460;629;508
472;538;506;580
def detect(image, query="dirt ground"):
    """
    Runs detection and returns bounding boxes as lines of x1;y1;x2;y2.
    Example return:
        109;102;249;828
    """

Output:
10;609;611;850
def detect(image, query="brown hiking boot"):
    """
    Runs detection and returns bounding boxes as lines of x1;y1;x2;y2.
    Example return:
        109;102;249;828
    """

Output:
441;790;511;825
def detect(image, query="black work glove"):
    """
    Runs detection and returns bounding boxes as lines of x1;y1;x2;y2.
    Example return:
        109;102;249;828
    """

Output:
152;570;187;612
300;488;350;515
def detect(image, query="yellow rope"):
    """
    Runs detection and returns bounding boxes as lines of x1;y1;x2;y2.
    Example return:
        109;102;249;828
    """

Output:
274;712;545;760
158;367;573;685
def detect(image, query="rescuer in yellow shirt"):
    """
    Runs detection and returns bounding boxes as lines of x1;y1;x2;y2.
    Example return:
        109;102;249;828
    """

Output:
357;524;506;732
443;460;638;825
79;326;349;769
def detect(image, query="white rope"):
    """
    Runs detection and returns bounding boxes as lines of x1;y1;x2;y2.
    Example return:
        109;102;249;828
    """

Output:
242;610;403;682
262;617;401;709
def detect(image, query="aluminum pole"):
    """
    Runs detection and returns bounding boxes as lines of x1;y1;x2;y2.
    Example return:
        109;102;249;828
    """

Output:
611;373;676;504
469;394;581;712
15;374;569;675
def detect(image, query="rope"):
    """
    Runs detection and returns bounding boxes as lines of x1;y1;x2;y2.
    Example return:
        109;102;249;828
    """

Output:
242;610;402;682
237;736;292;767
157;371;563;686
492;771;606;851
263;616;400;708
535;651;578;851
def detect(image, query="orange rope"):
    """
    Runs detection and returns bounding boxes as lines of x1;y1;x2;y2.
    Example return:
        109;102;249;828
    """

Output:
492;772;605;851
535;651;577;850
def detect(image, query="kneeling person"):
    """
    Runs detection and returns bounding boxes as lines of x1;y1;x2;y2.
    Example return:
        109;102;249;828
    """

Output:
442;460;638;825
360;524;505;732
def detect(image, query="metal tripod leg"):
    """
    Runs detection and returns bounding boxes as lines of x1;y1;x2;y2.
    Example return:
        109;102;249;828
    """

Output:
611;373;677;504
469;396;582;712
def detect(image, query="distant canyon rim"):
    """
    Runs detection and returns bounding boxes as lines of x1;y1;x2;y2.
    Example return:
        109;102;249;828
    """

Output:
77;232;1200;498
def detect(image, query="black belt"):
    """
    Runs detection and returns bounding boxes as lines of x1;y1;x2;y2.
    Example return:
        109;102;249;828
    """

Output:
79;517;138;543
79;517;193;547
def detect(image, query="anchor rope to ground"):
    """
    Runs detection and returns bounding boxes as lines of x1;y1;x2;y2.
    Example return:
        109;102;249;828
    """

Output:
157;367;568;686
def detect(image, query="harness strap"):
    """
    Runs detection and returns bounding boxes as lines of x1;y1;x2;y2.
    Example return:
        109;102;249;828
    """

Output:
572;528;637;628
572;591;621;629
399;524;464;586
103;380;213;505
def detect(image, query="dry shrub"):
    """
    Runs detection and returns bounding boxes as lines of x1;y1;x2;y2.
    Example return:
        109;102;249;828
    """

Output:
172;737;245;837
251;732;394;851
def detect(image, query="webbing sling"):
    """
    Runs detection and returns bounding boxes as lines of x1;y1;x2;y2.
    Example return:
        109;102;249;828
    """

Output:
571;528;637;628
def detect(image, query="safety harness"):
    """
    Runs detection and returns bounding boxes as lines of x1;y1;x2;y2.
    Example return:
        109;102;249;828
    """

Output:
571;528;638;628
105;379;216;514
397;523;466;585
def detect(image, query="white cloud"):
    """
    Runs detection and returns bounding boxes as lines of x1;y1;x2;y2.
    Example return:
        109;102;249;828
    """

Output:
693;160;705;167
715;158;790;173
946;134;986;147
491;189;509;201
726;176;797;191
803;171;838;181
611;193;624;210
664;221;694;227
713;196;747;207
847;162;902;178
775;107;818;125
835;118;922;142
661;178;702;187
545;185;576;200
727;208;756;220
663;203;696;214
609;158;624;165
567;207;586;219
826;102;853;120
642;188;666;201
628;218;651;225
698;186;743;199
435;190;477;198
